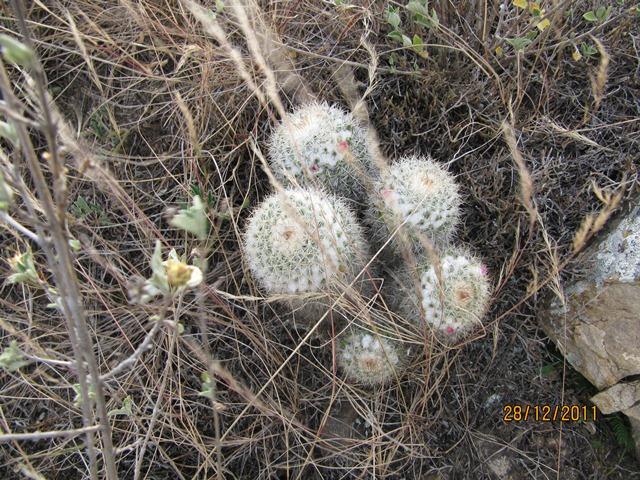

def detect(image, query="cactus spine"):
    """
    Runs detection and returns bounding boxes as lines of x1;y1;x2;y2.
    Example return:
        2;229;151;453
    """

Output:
368;155;461;252
243;187;368;297
392;249;491;342
337;328;405;385
268;103;371;202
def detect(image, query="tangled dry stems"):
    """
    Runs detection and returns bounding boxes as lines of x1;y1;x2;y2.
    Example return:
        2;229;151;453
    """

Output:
0;0;638;478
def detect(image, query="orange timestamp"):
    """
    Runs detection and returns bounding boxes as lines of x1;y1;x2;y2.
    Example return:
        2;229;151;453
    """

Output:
502;404;598;422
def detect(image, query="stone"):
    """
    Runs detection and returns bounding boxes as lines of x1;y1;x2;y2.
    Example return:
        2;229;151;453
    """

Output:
539;200;640;456
591;381;640;459
591;381;640;414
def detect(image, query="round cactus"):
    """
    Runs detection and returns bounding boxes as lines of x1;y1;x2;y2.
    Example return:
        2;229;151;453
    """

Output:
391;248;491;343
367;155;461;253
268;103;372;202
337;328;405;385
243;187;368;299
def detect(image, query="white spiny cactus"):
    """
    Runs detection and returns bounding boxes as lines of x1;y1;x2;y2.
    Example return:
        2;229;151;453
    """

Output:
391;248;491;343
368;155;461;252
268;103;371;202
337;328;405;385
243;187;368;298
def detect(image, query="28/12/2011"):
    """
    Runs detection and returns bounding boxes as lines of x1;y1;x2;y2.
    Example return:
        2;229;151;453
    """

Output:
502;404;598;422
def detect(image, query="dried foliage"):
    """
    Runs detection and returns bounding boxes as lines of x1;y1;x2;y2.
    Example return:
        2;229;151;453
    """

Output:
0;0;639;479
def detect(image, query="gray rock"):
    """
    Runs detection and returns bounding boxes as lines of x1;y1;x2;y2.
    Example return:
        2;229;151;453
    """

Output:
539;200;640;457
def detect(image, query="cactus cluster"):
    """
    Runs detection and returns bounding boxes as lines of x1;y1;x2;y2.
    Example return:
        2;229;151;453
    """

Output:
268;103;372;202
391;249;491;343
337;329;405;386
243;102;493;386
243;187;368;317
368;155;461;251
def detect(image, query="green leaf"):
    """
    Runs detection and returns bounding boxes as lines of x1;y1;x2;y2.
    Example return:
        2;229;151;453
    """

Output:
169;195;209;240
0;34;34;67
0;171;13;211
402;34;413;47
149;240;169;292
0;121;18;146
387;30;404;43
596;5;612;21
68;238;81;252
108;396;133;417
411;34;428;57
73;383;96;408
406;0;427;16
0;341;30;372
199;372;214;399
386;9;401;28
525;29;539;41
430;8;439;27
583;10;597;22
506;37;532;50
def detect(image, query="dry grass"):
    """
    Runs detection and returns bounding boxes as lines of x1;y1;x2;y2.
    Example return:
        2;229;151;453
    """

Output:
1;0;639;479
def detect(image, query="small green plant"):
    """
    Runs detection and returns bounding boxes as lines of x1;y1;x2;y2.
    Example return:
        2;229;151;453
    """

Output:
198;372;215;399
190;184;216;206
73;383;96;408
385;2;437;58
108;396;133;417
580;42;599;58
7;250;40;286
506;36;533;51
505;0;551;52
127;241;203;305
608;413;635;451
70;196;112;225
583;6;612;23
0;341;31;372
169;195;210;240
87;106;122;149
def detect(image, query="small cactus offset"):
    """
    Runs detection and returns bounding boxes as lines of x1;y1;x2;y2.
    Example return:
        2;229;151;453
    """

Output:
368;155;461;252
268;103;372;202
392;248;491;343
243;187;368;297
337;328;405;385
